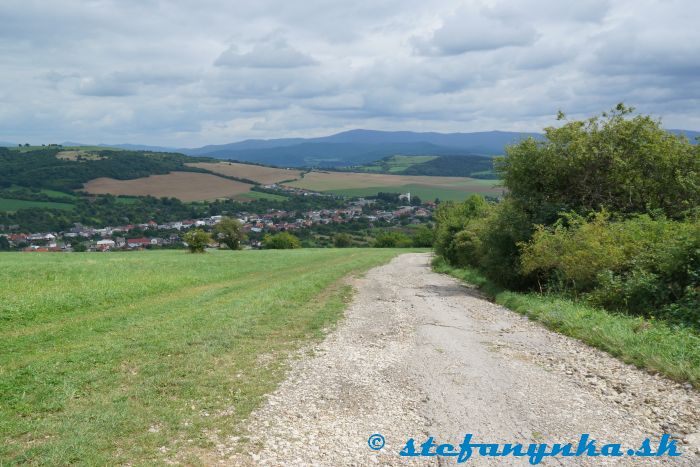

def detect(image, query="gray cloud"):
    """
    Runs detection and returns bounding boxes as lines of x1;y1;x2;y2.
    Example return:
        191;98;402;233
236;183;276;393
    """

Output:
215;35;317;68
0;0;698;145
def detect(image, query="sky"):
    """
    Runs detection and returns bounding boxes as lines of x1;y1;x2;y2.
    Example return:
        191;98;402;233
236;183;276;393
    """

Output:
1;0;699;146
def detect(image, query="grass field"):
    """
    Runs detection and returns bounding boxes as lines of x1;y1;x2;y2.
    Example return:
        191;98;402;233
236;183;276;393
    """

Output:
0;249;403;465
231;191;288;201
288;171;502;200
352;155;438;173
83;172;256;202
0;198;74;212
186;162;303;184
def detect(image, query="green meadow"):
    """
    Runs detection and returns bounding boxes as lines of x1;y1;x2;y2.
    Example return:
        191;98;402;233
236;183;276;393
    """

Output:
0;249;402;465
0;198;75;212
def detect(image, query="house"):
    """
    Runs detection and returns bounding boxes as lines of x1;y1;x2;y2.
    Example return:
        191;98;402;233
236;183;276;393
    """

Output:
126;237;153;249
96;239;116;251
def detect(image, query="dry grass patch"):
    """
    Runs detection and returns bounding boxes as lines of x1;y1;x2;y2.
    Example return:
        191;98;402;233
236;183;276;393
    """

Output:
83;172;255;201
186;162;303;185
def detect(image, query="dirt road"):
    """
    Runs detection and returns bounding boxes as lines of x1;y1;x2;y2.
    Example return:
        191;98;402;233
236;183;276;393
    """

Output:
230;253;700;465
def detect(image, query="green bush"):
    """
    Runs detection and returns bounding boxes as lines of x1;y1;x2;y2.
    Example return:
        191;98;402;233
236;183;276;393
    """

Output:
497;104;700;221
332;233;352;248
411;225;435;247
183;229;211;253
262;232;301;249
373;230;412;248
521;213;700;328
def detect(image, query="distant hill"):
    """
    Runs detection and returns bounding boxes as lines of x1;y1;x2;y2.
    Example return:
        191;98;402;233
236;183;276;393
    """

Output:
171;130;545;167
10;127;697;168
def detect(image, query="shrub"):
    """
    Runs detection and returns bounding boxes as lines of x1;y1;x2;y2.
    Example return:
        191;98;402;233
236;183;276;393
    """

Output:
213;217;246;250
183;229;211;253
521;213;700;327
373;230;412;248
332;233;352;248
498;104;700;220
411;225;435;247
263;232;301;249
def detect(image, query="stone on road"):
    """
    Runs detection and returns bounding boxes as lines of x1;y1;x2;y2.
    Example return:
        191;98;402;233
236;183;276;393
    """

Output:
230;253;700;465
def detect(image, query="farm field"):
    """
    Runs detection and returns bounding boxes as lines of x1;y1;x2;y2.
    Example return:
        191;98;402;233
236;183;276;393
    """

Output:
287;171;502;200
351;155;438;173
0;248;404;465
0;198;74;212
186;162;303;184
82;171;256;201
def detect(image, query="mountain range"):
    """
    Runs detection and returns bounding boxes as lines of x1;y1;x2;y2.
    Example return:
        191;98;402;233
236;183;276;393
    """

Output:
3;128;699;168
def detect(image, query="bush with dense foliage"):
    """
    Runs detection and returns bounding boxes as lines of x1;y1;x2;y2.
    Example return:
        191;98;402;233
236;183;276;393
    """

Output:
373;230;413;248
263;232;301;249
183;229;211;253
434;105;700;329
332;233;352;247
213;217;246;250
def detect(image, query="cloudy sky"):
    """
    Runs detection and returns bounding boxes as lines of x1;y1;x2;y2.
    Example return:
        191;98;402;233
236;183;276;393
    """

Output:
1;0;699;146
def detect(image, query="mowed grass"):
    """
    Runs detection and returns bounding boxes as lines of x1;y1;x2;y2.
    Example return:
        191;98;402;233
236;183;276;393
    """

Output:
0;198;74;212
288;171;502;200
432;257;700;389
0;249;403;465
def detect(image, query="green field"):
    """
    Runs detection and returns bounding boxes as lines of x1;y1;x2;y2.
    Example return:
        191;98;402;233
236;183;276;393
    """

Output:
0;249;403;465
0;198;74;212
354;155;438;173
328;182;500;201
231;190;288;201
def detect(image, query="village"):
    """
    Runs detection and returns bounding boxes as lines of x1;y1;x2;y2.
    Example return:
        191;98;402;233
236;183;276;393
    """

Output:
1;197;434;252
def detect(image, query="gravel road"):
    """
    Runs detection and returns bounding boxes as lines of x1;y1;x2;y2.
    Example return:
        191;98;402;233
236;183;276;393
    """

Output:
227;253;700;466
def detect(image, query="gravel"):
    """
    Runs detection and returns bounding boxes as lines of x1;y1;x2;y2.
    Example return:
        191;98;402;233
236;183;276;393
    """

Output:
223;253;700;466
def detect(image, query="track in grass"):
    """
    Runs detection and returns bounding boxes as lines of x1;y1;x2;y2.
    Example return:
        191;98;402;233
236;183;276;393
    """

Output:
0;249;403;465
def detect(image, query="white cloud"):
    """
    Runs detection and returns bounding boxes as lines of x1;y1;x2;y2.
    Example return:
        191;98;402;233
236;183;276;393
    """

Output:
0;0;698;145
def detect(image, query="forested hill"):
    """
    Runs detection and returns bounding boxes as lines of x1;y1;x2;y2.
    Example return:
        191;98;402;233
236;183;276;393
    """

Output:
0;147;216;192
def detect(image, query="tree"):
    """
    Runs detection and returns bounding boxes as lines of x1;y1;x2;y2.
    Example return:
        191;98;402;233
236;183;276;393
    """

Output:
497;104;700;221
262;232;301;249
333;233;352;248
183;228;211;253
213;217;246;250
0;236;10;251
72;241;87;252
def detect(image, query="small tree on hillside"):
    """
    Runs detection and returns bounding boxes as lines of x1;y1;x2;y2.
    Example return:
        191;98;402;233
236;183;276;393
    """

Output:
213;217;246;250
333;233;352;248
262;232;301;249
183;229;211;253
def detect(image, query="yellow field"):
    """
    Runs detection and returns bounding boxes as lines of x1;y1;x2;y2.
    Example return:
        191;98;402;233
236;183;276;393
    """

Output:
83;172;255;201
186;162;303;184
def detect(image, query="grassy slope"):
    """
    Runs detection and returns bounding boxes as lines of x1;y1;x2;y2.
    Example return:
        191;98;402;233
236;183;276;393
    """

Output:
0;249;403;465
0;198;75;212
432;257;700;389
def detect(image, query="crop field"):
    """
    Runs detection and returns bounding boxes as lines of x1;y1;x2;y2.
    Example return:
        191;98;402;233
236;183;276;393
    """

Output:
352;155;438;173
287;171;502;200
0;248;403;465
0;198;74;212
186;162;303;184
82;172;256;201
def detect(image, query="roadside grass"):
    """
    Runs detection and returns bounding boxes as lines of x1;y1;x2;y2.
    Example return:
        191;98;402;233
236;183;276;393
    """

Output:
432;257;700;389
0;249;403;465
0;198;75;212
